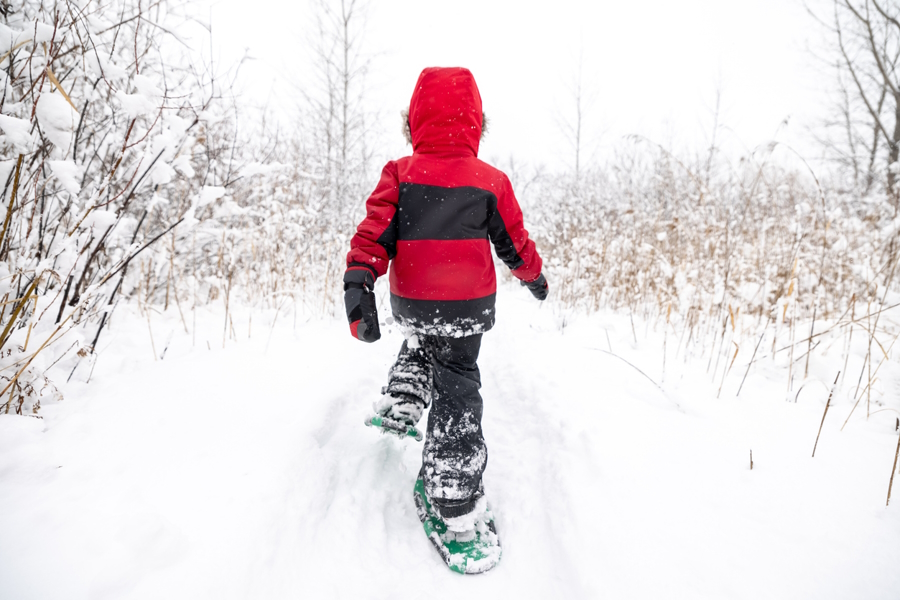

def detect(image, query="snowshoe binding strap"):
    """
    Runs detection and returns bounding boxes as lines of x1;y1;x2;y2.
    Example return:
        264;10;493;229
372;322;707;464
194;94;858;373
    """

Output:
365;415;424;441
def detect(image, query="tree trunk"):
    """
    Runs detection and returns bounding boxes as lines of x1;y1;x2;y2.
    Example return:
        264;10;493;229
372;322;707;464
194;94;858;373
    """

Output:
889;91;900;209
865;87;887;194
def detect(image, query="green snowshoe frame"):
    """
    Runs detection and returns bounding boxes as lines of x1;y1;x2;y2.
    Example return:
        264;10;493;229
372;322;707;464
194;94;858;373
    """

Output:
413;477;501;574
365;415;423;441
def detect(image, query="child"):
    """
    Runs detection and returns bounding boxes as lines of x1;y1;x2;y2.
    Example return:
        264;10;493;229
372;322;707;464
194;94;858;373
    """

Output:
343;67;547;543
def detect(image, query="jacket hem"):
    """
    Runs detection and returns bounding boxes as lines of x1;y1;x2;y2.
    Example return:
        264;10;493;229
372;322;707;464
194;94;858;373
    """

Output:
390;293;495;337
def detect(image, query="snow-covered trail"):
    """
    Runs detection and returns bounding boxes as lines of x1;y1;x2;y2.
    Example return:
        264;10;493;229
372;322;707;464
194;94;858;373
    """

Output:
2;289;900;599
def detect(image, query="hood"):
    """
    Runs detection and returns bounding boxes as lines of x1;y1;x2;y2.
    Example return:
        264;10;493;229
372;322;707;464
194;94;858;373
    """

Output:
408;67;483;156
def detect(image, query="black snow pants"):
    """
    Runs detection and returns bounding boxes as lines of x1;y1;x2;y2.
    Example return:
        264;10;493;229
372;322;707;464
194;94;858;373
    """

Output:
384;334;486;518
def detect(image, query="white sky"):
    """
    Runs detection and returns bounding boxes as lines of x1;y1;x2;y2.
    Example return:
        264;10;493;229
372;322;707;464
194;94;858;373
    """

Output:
205;0;826;171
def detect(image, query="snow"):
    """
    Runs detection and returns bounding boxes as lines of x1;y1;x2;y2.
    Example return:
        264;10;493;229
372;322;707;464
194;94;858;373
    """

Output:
0;20;54;54
36;92;77;151
32;20;55;43
150;160;177;186
198;186;227;206
0;113;36;152
240;162;286;178
0;287;898;599
132;75;163;98
85;51;128;81
115;91;157;119
48;159;83;195
81;209;118;231
171;154;195;178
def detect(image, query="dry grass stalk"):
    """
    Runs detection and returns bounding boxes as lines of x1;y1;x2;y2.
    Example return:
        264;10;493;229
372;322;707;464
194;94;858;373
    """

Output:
812;372;841;458
44;67;77;112
717;342;740;399
737;320;769;397
0;155;23;258
888;433;900;507
146;311;157;361
842;295;856;384
804;306;817;380
841;327;900;430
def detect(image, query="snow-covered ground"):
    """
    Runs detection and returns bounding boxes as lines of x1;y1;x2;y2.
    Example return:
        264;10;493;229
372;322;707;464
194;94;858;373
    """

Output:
2;286;899;599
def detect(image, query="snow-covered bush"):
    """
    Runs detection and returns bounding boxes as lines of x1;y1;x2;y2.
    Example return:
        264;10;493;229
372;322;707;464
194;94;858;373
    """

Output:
0;0;379;416
0;0;244;414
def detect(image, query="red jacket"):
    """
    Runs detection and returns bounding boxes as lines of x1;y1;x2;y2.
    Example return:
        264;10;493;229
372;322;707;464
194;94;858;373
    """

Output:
346;67;542;335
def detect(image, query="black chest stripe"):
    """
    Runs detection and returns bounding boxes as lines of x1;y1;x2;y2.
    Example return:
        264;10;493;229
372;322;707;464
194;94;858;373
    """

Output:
397;183;493;241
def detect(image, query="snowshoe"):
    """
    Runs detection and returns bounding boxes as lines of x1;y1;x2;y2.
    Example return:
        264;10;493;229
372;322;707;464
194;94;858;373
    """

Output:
412;476;502;574
364;415;424;441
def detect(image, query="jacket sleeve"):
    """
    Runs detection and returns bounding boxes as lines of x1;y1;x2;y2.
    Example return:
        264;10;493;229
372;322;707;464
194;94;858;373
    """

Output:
346;161;400;279
487;174;542;282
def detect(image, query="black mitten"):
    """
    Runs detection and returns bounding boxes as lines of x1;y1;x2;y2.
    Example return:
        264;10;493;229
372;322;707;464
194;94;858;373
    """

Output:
343;268;381;343
521;273;549;301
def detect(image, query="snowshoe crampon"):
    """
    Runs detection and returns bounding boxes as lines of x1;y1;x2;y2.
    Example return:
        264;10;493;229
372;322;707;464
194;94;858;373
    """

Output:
413;477;501;574
364;415;423;441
